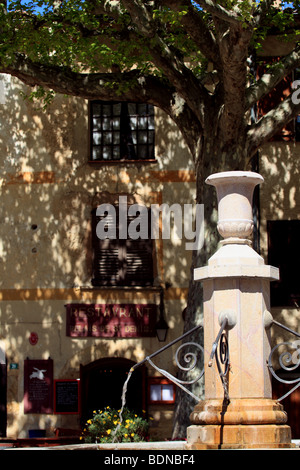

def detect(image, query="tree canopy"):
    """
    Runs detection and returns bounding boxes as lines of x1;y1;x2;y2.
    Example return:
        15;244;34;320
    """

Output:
1;0;300;167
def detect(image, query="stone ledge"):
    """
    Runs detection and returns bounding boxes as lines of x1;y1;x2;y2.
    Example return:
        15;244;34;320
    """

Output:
5;440;300;450
194;264;279;281
4;441;187;451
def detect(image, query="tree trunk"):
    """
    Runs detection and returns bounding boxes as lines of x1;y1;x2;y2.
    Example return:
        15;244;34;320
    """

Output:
172;139;247;439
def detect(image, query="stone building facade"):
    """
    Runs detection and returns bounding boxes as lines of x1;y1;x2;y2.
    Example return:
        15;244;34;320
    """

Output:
0;74;196;439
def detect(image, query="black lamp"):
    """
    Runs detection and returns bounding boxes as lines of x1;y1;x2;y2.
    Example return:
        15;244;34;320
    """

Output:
155;287;169;342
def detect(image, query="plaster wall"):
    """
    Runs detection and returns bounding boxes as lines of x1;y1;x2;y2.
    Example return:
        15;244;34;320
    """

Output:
259;141;300;351
0;75;195;439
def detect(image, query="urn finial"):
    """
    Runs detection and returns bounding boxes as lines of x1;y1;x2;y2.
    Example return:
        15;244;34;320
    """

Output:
206;171;264;244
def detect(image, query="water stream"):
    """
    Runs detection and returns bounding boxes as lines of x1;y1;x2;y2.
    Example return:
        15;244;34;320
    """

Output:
111;323;203;443
111;367;134;443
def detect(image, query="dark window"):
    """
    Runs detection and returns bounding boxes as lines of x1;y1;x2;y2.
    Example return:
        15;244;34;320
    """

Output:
91;207;154;286
267;220;300;307
90;101;155;161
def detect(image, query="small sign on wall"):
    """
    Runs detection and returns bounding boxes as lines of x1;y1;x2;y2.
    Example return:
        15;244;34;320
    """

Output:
29;332;39;346
24;358;53;414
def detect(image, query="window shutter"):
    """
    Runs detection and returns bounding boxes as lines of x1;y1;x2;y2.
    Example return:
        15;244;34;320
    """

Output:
92;210;120;286
124;238;154;286
92;208;154;286
92;238;120;286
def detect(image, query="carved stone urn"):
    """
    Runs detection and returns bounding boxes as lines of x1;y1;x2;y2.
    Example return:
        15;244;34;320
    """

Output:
206;170;263;243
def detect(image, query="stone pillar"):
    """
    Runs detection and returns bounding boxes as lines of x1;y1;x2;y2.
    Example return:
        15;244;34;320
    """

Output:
186;171;294;449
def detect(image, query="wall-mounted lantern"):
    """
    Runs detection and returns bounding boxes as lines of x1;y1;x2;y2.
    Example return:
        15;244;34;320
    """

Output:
155;287;169;342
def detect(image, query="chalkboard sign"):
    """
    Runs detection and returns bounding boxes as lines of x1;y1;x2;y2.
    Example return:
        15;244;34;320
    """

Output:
54;380;80;414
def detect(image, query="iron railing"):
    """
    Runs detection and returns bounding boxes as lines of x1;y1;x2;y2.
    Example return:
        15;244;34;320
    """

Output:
131;323;204;401
130;317;231;402
112;312;300;444
126;315;300;404
268;319;300;401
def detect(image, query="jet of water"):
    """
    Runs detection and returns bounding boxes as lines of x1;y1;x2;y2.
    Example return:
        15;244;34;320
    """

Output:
111;367;134;443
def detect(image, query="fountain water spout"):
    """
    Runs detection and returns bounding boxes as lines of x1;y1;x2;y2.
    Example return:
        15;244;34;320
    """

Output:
111;322;204;442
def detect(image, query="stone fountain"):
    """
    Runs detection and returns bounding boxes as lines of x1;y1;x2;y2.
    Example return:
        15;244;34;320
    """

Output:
186;171;294;450
77;171;296;452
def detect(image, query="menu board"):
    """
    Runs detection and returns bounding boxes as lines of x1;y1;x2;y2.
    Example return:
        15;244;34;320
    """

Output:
24;359;53;414
54;379;80;414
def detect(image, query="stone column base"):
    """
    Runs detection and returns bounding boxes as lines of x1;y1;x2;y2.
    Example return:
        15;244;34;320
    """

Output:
185;398;295;449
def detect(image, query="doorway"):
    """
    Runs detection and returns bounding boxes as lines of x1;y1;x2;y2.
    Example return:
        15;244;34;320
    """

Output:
80;358;146;424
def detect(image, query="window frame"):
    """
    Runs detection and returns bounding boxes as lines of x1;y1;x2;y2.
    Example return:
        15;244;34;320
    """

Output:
89;101;156;163
148;377;176;405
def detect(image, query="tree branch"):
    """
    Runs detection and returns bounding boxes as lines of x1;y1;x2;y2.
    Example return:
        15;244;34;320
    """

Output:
85;0;123;19
253;0;280;27
161;0;220;66
0;53;168;103
246;92;300;156
0;52;203;156
245;43;300;110
121;0;211;125
194;0;243;25
120;0;154;37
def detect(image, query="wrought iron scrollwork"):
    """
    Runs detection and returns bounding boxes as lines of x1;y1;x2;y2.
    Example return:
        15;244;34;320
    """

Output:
175;341;204;383
128;310;300;406
147;342;204;402
131;318;232;402
216;332;230;376
131;323;204;401
208;318;230;400
268;319;300;401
